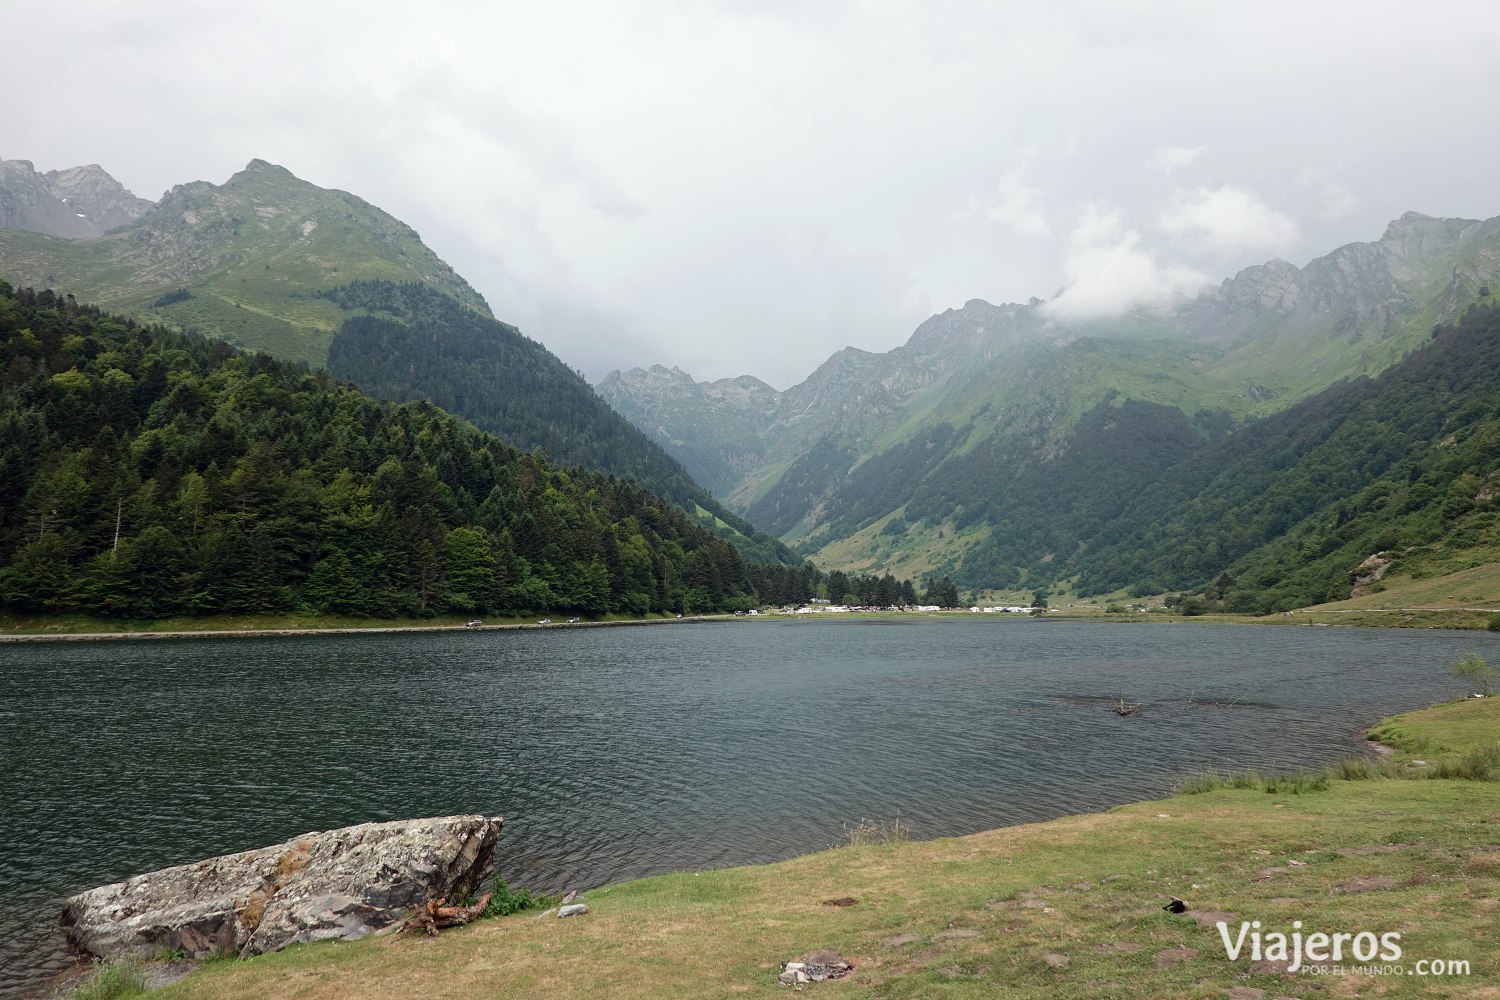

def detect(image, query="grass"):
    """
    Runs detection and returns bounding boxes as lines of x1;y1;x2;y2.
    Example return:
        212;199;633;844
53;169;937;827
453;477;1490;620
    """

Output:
135;697;1500;999
840;816;911;848
1366;696;1500;756
68;954;147;1000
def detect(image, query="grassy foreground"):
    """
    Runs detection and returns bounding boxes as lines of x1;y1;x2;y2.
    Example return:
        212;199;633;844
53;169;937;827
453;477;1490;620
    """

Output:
110;699;1500;999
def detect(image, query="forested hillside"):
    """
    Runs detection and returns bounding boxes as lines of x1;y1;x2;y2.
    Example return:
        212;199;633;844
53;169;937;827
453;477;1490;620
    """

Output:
0;160;798;566
1068;301;1500;611
602;213;1500;594
0;283;795;619
322;280;794;566
885;300;1500;610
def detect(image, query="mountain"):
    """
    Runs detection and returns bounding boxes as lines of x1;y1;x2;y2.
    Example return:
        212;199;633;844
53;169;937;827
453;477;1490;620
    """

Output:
594;365;779;497
320;280;795;566
599;213;1500;595
1066;299;1500;612
0;281;777;618
0;159;153;238
0;159;798;565
0;158;488;367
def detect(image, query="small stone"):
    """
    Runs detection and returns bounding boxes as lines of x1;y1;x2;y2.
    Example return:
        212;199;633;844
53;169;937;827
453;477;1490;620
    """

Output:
1043;952;1070;968
557;903;589;917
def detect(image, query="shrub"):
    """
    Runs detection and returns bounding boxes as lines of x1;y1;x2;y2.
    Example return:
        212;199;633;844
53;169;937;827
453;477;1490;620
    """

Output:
70;955;147;1000
483;878;549;918
1450;652;1496;696
1324;757;1399;781
1424;745;1500;781
1176;769;1328;795
841;816;910;847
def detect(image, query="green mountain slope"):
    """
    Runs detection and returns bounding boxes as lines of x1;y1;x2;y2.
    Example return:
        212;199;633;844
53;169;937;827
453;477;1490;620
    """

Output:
0;159;488;367
0;282;779;618
600;213;1500;591
0;159;796;564
321;280;795;566
1068;300;1500;611
594;365;780;497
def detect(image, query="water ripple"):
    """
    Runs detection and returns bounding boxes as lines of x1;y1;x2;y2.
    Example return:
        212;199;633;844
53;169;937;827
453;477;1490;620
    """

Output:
2;619;1493;995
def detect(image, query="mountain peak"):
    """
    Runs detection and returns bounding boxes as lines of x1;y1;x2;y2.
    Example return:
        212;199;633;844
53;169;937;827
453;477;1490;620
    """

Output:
0;157;150;237
240;157;295;178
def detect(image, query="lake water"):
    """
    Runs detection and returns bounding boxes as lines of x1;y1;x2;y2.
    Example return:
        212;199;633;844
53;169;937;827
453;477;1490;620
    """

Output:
2;617;1495;994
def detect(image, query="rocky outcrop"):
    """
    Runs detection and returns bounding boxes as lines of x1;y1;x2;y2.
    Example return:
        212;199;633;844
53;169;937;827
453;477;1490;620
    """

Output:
0;159;151;237
61;814;503;960
1349;552;1392;597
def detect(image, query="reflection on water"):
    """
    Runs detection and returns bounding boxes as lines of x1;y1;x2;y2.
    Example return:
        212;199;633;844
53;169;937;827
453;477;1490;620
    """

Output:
1;619;1493;995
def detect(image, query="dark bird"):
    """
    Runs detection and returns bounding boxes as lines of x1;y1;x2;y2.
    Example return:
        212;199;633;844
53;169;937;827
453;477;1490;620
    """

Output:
1163;897;1188;913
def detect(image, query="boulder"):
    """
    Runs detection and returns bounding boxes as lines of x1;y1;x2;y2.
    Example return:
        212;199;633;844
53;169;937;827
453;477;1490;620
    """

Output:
61;814;503;959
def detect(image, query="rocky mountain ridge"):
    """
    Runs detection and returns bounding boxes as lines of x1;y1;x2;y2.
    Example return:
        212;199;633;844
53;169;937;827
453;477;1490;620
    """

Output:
0;158;152;238
0;158;489;366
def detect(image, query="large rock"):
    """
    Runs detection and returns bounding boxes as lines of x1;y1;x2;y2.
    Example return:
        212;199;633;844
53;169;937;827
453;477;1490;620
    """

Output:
61;814;503;959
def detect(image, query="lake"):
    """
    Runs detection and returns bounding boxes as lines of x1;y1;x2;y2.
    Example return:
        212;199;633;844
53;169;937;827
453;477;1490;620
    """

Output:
1;617;1494;994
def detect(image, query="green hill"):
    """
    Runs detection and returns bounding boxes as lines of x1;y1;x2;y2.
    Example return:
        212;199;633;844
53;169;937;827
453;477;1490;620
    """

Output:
321;280;795;566
0;282;773;618
0;159;798;565
601;214;1500;602
0;159;488;367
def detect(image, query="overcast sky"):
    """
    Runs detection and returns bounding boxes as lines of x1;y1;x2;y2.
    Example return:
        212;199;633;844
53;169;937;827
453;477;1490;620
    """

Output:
7;1;1500;388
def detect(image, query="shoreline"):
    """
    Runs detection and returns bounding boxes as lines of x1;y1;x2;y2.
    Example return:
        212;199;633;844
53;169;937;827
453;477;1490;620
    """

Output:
60;695;1500;998
0;614;735;644
5;604;1499;642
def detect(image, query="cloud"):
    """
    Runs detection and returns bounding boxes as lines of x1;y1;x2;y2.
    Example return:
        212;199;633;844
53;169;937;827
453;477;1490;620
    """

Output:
1043;204;1208;321
976;168;1052;238
1295;169;1360;220
1148;145;1206;171
1157;185;1300;256
1314;181;1359;220
4;1;1500;390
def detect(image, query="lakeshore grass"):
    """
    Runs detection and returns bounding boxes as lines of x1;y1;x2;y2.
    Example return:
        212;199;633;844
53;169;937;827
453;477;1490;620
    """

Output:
138;698;1500;999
